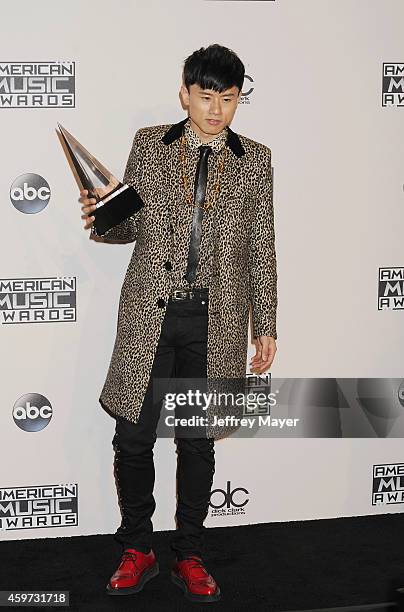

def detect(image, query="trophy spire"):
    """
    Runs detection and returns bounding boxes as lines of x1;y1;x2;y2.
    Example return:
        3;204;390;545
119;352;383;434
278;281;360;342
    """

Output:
56;123;144;236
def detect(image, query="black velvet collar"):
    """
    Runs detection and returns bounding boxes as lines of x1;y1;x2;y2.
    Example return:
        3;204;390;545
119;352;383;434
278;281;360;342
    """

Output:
161;117;245;157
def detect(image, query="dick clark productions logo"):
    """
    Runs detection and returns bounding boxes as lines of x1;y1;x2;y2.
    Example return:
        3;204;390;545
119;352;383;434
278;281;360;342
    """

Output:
210;480;249;517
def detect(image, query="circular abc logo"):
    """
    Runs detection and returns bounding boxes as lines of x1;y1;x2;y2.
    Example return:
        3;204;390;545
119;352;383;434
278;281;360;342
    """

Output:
10;173;51;214
13;393;53;432
242;74;254;98
398;381;404;408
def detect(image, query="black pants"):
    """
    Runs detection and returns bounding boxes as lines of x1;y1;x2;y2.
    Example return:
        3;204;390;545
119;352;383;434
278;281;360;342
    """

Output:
112;290;215;561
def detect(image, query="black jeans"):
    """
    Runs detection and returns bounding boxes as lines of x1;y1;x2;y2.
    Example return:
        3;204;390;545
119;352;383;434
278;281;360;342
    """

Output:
112;289;215;561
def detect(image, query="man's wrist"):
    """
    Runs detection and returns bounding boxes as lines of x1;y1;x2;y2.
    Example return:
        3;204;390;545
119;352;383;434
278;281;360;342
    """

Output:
253;327;277;340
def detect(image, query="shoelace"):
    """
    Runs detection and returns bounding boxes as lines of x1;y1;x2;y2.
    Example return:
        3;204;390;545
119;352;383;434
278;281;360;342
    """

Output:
184;556;210;580
119;551;140;575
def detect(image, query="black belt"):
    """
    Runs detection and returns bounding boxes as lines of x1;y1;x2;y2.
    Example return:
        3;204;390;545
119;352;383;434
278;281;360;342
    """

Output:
168;287;208;302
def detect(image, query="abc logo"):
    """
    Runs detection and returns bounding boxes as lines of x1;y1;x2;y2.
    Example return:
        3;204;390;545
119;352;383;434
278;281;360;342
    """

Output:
210;480;249;509
13;393;53;432
10;173;51;214
398;382;404;408
241;74;254;99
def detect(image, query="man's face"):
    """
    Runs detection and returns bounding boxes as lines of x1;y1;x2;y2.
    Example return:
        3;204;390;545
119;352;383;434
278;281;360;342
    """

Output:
180;83;241;141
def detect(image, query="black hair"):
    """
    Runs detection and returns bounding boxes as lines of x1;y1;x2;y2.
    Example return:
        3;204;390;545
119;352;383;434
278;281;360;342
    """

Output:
183;44;245;93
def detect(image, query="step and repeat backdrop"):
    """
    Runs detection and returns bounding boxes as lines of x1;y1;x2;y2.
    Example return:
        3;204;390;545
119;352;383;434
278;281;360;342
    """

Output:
1;0;403;540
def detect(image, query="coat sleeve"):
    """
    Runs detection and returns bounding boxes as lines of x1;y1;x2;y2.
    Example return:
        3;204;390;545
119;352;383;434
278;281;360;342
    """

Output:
248;147;278;339
102;129;144;243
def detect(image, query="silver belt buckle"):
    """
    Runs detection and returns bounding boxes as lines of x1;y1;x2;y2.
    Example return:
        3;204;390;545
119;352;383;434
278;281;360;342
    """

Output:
172;289;192;301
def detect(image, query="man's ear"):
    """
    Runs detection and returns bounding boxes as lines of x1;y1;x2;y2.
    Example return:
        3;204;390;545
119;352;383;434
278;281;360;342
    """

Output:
179;83;190;110
180;83;189;102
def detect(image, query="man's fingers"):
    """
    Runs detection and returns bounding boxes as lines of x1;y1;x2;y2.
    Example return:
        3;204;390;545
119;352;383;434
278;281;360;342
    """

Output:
81;211;95;220
250;356;274;374
79;196;96;205
250;338;263;363
81;202;97;214
77;190;96;231
256;349;276;372
83;216;95;229
249;339;276;373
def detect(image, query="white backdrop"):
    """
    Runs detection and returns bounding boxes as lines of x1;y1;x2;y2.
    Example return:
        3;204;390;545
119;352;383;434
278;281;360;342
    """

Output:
1;0;403;540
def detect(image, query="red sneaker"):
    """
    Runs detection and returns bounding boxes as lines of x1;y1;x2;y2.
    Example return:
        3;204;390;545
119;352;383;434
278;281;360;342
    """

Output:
171;555;221;602
106;548;159;595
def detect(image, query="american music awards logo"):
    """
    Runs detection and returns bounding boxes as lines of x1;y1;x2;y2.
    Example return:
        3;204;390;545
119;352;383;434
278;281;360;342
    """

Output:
0;276;77;324
0;61;75;108
372;463;404;505
378;267;404;310
382;63;404;107
0;484;78;530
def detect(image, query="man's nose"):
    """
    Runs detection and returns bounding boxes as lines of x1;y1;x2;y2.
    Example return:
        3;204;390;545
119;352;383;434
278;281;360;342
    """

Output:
210;98;222;115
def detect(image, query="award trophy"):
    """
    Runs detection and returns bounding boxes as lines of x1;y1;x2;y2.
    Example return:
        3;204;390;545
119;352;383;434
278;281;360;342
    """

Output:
56;123;144;237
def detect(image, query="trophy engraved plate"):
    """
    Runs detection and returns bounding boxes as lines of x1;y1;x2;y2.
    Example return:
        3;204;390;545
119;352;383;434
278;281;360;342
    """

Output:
56;123;144;237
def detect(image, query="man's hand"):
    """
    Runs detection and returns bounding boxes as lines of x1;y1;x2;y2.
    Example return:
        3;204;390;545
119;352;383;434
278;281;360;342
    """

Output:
249;336;277;374
78;189;96;231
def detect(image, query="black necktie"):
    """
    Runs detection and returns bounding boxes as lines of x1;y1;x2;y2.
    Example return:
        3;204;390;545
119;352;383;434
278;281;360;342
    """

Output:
184;145;212;284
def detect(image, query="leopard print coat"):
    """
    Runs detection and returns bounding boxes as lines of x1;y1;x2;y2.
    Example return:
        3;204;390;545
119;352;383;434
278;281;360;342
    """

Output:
98;117;277;425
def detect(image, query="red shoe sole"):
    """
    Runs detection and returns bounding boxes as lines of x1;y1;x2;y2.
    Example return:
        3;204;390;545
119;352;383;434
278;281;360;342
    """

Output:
171;571;221;603
106;562;159;595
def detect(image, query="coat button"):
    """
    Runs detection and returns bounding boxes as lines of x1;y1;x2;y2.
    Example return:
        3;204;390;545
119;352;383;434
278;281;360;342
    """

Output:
164;261;172;271
157;298;166;308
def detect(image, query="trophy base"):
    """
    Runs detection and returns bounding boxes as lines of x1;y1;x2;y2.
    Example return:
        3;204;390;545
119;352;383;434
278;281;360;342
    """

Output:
91;184;144;237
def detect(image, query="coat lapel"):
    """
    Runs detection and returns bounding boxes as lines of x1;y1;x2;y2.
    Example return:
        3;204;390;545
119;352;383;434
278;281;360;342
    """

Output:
160;116;246;213
161;116;245;157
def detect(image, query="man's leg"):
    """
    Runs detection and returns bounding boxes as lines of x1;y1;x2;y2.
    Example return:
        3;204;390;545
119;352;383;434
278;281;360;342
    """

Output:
172;436;215;559
112;309;176;553
168;295;216;561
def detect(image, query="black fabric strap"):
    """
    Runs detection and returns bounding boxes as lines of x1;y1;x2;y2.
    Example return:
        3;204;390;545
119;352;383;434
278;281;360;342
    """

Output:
184;145;212;284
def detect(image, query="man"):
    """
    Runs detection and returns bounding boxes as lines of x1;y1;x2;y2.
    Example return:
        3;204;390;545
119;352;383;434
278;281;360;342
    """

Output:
79;43;277;603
